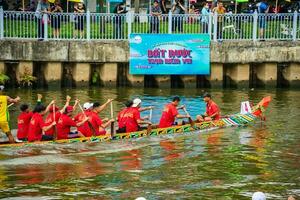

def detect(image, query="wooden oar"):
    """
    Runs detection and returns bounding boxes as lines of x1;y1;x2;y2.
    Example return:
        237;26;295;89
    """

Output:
7;103;14;108
53;103;58;141
110;101;115;138
146;108;153;134
78;103;97;136
183;107;195;127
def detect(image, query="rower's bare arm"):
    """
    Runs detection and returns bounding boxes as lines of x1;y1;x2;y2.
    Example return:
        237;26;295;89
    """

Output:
102;119;115;128
43;121;56;132
137;119;152;125
139;106;154;112
76;116;89;127
98;99;114;113
176;114;190;119
7;96;20;104
60;96;71;113
45;100;56;113
72;98;79;111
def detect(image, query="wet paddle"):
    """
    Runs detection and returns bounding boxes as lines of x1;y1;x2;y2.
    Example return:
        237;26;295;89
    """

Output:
110;101;115;138
183;107;195;127
53;103;58;141
7;103;14;108
146;108;153;134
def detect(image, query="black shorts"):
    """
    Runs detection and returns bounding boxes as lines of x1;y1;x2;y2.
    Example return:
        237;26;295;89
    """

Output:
41;135;53;141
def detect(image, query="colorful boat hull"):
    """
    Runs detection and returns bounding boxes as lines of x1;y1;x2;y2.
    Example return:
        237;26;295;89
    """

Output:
0;113;257;148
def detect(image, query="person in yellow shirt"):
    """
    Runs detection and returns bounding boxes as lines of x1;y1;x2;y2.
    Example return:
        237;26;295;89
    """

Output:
0;85;20;143
212;1;226;40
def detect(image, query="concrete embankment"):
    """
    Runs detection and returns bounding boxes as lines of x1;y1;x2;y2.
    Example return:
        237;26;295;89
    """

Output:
0;40;299;88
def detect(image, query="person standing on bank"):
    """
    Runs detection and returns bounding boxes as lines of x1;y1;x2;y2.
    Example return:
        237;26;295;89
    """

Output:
35;0;50;41
150;0;162;33
201;2;210;33
0;86;20;143
257;0;269;40
212;1;225;40
171;0;186;33
50;0;63;39
74;2;85;39
113;3;127;39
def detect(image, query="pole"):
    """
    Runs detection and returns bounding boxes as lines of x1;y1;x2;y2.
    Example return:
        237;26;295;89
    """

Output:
110;102;115;138
22;0;25;11
235;0;237;14
275;0;278;13
53;104;58;140
67;0;69;13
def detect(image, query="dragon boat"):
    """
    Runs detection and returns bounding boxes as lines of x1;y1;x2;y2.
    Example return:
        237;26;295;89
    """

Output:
0;96;271;148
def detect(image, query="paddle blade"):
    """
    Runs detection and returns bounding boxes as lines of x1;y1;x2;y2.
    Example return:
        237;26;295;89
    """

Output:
252;96;271;117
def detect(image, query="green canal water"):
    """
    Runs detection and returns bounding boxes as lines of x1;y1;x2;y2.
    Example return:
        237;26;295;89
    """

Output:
0;88;299;200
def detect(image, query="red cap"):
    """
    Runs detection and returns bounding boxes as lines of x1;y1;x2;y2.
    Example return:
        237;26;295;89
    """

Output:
66;106;73;113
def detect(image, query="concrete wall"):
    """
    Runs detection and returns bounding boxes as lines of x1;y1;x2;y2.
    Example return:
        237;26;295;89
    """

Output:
0;40;299;63
0;40;299;88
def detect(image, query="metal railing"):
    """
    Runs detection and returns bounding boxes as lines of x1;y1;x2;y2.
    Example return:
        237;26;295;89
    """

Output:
0;8;299;41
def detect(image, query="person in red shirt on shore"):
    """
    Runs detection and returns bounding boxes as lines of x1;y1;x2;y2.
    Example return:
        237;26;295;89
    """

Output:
17;104;33;141
28;102;57;142
57;105;88;140
196;92;221;122
159;96;190;128
117;98;151;133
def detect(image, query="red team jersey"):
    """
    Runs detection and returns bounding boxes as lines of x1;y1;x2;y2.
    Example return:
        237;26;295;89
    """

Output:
206;100;220;120
57;114;77;140
159;103;179;128
89;111;106;135
17;111;33;140
28;113;45;142
44;112;61;136
118;107;141;132
74;111;91;137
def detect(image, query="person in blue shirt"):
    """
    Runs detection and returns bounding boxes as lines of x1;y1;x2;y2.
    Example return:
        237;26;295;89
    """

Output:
257;0;269;39
201;2;210;33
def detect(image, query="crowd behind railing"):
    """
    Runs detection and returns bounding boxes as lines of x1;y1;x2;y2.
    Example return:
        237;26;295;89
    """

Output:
0;0;300;41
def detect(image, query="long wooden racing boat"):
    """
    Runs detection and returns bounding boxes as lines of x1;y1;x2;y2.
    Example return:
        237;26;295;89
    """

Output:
0;97;271;148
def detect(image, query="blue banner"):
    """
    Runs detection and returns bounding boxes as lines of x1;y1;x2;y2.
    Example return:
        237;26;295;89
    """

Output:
129;34;210;75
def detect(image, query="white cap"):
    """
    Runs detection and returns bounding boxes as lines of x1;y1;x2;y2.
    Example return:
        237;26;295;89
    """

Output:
83;102;93;110
252;192;266;200
132;98;142;107
0;85;4;91
135;198;146;200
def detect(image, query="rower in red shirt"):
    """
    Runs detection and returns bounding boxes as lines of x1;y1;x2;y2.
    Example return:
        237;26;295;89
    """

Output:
88;102;115;136
44;95;74;140
74;102;93;137
27;102;57;142
117;98;151;133
196;92;221;122
159;96;190;128
17;104;33;141
57;105;88;140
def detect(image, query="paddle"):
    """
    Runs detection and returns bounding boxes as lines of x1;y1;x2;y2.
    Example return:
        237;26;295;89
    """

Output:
53;103;58;141
110;101;115;138
7;103;14;108
78;103;97;136
183;106;195;127
146;108;153;134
